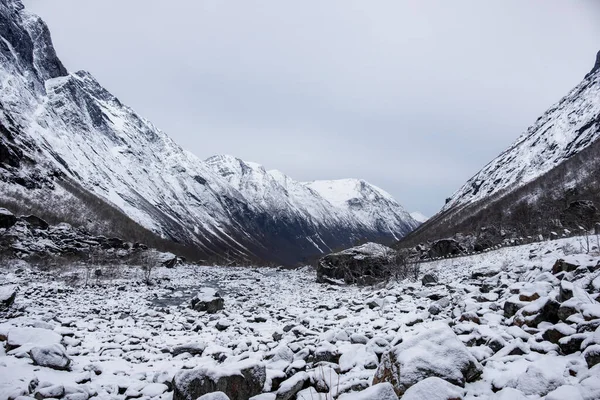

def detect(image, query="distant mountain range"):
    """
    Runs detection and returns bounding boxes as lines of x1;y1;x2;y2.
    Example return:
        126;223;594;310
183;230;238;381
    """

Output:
0;0;418;265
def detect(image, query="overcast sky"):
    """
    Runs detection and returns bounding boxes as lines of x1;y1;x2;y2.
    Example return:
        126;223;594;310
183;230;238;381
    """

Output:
24;1;600;216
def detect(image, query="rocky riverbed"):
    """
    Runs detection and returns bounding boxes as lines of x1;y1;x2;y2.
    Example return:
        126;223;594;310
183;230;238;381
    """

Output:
1;236;600;399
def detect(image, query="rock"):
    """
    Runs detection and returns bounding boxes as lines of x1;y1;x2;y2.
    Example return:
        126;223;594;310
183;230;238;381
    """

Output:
216;319;230;331
583;344;600;368
34;384;65;400
421;274;438;286
30;344;71;370
552;259;579;275
558;280;574;302
0;208;17;229
337;382;398;400
401;377;464;400
7;327;62;350
21;215;49;230
428;239;463;258
316;243;396;285
503;297;525;318
558;334;586;354
506;363;565;396
191;288;225;313
0;285;17;310
542;323;576;344
173;360;266;400
275;372;309;400
514;297;560;327
372;322;483;395
197;393;231;400
141;383;168;397
172;342;207;357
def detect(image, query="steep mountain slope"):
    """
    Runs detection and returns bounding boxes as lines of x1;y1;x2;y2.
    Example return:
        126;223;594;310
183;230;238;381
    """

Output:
402;52;600;248
0;0;418;265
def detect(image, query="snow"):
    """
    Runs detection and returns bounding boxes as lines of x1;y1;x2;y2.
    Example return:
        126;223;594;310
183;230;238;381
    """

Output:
401;377;464;400
409;211;428;223
0;235;599;399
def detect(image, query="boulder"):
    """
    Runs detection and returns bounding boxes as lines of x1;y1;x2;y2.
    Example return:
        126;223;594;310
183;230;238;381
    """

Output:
428;239;463;258
337;383;398;400
513;297;560;327
7;327;62;350
552;259;579;275
401;377;464;400
0;285;17;310
191;288;225;313
275;372;309;400
20;215;49;230
0;208;17;229
316;243;396;285
421;273;438;286
173;360;266;400
172;342;207;357
583;345;600;368
30;344;71;370
372;322;483;395
197;393;230;400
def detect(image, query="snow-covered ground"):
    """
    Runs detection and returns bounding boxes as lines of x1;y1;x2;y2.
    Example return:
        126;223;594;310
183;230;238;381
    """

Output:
1;235;600;400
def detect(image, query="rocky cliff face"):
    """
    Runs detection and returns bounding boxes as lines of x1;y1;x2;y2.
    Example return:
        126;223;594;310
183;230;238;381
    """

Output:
0;0;418;265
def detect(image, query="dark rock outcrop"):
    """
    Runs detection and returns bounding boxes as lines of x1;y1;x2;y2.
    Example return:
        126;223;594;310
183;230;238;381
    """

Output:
560;200;599;230
317;243;396;284
0;208;17;229
428;239;463;258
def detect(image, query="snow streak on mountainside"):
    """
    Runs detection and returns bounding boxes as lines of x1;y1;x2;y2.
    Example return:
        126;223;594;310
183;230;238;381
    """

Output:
0;0;418;264
443;60;600;212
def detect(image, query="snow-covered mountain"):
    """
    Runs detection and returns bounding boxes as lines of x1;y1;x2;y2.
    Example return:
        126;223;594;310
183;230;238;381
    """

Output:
443;54;600;212
409;212;428;224
403;51;600;247
0;0;418;265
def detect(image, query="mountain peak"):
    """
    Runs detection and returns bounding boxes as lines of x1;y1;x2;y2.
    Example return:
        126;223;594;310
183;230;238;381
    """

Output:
592;50;600;74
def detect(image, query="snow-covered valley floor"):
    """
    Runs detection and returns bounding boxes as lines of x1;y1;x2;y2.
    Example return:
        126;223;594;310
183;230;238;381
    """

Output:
1;236;600;400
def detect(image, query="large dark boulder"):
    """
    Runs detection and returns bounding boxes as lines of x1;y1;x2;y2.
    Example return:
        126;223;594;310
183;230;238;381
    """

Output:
317;243;396;284
428;239;463;258
0;285;17;310
173;361;265;400
0;208;17;229
191;288;225;313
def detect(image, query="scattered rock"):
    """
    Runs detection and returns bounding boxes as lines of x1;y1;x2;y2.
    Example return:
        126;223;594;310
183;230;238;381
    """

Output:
421;274;438;286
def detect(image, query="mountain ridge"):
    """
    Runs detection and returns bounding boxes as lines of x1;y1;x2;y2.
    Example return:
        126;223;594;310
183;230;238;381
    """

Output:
0;0;418;265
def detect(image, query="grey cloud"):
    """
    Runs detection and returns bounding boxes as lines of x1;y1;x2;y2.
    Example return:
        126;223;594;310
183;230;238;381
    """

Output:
24;0;600;215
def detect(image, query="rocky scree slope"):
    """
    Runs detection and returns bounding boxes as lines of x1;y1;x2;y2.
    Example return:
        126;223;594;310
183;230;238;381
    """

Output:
1;236;600;399
0;0;418;266
402;51;600;249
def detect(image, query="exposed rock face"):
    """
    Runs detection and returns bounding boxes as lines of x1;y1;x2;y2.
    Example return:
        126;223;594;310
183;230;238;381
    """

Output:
172;361;266;400
0;208;17;229
429;239;463;258
560;200;599;229
317;242;396;284
373;322;483;395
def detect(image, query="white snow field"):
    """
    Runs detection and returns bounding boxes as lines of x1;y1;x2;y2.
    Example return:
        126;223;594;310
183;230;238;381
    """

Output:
1;235;600;400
